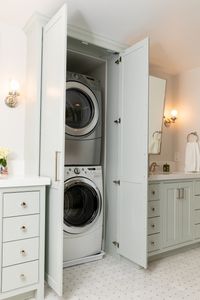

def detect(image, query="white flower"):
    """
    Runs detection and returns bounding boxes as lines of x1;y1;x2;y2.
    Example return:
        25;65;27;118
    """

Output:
0;147;9;159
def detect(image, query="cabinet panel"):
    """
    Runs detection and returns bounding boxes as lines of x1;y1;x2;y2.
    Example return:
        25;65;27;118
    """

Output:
148;217;160;235
148;184;160;201
148;234;160;252
179;182;192;243
148;200;160;218
163;183;180;248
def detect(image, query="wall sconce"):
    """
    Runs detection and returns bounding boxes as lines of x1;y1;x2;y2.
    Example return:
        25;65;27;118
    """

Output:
5;80;20;108
164;109;178;127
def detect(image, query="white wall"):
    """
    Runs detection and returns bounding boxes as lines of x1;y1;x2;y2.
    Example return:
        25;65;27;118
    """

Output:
174;67;200;171
0;22;26;175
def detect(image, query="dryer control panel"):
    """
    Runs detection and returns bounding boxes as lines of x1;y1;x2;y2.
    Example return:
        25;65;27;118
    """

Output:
65;166;102;180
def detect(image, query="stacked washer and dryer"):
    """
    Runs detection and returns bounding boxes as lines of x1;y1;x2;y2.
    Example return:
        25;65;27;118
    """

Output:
63;71;104;267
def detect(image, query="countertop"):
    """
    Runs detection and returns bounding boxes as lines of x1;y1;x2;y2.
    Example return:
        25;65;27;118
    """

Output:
0;176;51;188
149;172;200;182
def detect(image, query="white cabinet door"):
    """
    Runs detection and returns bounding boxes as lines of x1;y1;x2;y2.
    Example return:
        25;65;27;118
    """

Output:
163;183;180;247
40;4;67;296
118;38;149;268
163;181;193;248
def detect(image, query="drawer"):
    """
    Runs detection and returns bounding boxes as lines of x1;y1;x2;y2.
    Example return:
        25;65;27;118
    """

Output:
193;195;200;210
3;191;40;217
3;238;39;267
148;217;160;235
148;201;160;218
194;210;200;224
148;234;160;252
2;260;38;292
148;184;160;200
3;215;39;242
194;181;200;195
194;224;200;239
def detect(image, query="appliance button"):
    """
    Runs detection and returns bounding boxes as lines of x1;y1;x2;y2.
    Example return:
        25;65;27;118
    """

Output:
74;168;80;174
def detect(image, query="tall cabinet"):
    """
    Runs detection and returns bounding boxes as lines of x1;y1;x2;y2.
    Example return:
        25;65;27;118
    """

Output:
24;3;149;297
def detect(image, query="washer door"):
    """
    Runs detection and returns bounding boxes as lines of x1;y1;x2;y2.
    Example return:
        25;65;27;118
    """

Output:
65;81;99;136
64;177;102;234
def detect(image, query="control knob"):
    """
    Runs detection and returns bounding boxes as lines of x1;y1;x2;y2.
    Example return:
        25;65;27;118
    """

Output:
74;168;80;174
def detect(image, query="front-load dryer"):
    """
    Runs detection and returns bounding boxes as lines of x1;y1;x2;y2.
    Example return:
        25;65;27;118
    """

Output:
65;72;102;166
63;166;104;267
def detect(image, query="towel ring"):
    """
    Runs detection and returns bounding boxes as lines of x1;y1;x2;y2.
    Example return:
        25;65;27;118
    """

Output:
187;132;199;142
153;131;162;137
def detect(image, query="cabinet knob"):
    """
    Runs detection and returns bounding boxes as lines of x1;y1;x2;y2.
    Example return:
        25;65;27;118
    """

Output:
151;207;155;211
151;224;155;228
21;202;27;208
151;241;155;245
20;225;27;232
20;274;26;280
20;249;27;256
152;190;155;195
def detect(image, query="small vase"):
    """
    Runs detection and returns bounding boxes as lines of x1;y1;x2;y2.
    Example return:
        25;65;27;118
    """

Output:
0;165;8;176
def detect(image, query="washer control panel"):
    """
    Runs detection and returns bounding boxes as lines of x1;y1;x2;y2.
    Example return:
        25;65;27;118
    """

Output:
65;166;102;178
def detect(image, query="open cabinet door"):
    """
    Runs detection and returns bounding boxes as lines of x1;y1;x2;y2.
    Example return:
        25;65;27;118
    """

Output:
40;5;67;296
118;38;149;268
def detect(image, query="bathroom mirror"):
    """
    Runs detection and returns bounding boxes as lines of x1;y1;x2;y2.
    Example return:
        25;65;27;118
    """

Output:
149;76;166;154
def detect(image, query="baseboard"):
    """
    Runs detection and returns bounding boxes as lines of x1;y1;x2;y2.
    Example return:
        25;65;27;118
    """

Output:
63;251;105;268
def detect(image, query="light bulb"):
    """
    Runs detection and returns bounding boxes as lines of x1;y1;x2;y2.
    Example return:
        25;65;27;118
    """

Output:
171;109;178;118
9;80;20;93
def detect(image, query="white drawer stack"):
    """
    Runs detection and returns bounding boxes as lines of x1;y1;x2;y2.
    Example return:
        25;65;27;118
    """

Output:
1;191;40;293
148;184;161;254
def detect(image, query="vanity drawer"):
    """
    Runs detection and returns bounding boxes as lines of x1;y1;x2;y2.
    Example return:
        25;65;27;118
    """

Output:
148;185;160;200
148;233;160;252
148;217;160;235
3;215;39;242
3;237;39;267
193;195;200;210
148;201;160;217
194;224;200;239
3;191;40;217
194;210;200;224
2;260;38;292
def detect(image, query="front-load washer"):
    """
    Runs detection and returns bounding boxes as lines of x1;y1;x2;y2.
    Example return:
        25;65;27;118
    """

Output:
63;166;104;267
65;72;102;166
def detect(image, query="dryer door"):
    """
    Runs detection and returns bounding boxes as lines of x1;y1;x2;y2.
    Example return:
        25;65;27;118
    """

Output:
64;177;102;234
65;81;99;136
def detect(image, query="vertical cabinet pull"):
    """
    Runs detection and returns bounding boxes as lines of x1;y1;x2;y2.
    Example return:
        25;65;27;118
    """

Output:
176;188;185;199
55;151;61;182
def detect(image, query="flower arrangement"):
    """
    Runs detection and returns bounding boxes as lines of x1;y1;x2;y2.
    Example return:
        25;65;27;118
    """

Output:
0;147;9;176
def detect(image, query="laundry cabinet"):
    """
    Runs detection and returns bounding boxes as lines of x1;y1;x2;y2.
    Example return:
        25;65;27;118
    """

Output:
24;3;149;297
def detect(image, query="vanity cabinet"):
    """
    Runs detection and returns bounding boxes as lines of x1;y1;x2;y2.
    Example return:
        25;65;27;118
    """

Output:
0;179;49;300
148;179;200;257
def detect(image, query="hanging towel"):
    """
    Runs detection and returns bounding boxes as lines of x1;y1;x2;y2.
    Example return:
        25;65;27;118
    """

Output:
149;132;161;154
185;142;200;172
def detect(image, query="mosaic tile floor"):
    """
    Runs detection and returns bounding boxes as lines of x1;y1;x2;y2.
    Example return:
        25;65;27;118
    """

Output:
45;248;200;300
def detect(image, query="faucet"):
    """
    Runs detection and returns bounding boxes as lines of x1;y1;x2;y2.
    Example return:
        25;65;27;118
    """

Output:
149;162;159;174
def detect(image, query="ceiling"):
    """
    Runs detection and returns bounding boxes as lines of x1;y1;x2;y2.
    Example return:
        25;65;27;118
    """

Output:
1;0;200;75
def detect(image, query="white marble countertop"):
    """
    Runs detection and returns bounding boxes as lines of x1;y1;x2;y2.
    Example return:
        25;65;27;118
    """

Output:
0;176;51;188
149;172;200;182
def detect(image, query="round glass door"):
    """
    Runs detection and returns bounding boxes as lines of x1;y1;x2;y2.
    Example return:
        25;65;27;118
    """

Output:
64;178;101;234
65;81;99;136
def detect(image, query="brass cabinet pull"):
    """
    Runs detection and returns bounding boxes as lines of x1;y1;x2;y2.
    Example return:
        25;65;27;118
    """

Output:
151;241;155;245
151;224;155;228
152;190;155;195
151;207;155;211
20;274;26;280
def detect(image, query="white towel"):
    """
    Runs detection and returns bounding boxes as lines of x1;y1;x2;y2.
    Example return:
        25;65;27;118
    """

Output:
185;142;200;172
149;132;161;154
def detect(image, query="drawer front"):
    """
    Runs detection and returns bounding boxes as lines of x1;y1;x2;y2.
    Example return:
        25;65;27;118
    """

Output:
3;215;39;242
148;217;160;235
148;201;160;218
148;234;160;252
2;260;38;292
193;196;200;210
194;210;200;225
3;191;40;217
3;238;39;267
194;224;200;239
148;184;160;201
